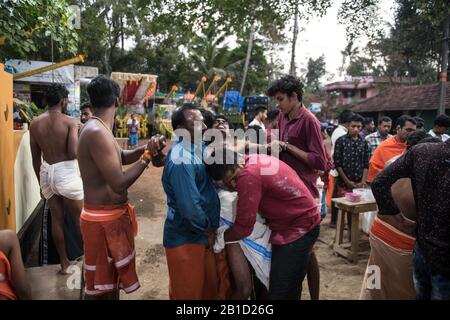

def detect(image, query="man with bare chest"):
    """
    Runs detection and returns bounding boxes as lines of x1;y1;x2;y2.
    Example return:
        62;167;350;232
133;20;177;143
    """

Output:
29;83;83;275
78;75;165;299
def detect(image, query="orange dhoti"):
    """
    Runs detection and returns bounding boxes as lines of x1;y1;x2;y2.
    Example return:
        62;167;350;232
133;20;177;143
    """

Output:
0;250;17;300
165;243;231;300
80;202;140;296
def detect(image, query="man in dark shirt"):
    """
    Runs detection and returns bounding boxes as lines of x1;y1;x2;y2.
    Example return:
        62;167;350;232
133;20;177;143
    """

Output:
371;139;450;300
333;113;370;192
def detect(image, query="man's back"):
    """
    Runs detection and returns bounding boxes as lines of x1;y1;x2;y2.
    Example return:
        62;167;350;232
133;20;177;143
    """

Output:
30;112;78;164
78;119;127;205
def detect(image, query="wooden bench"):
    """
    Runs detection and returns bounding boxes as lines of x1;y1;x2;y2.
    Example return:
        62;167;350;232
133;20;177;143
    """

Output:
332;197;378;264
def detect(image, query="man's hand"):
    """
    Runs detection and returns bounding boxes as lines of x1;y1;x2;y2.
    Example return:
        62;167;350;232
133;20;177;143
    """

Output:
267;140;282;153
346;181;357;190
356;181;368;189
147;134;166;156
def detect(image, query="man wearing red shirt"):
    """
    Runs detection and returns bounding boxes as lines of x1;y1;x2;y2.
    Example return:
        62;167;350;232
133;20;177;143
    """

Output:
206;150;320;300
266;75;328;300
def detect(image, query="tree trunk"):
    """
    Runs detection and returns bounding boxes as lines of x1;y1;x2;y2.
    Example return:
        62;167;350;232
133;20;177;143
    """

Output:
438;15;449;115
290;1;299;76
240;25;255;96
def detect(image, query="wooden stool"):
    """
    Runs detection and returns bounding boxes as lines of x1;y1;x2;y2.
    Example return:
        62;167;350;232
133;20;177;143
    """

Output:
332;197;377;264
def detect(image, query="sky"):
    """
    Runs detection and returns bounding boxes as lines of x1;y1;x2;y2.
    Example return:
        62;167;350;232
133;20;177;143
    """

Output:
277;0;397;83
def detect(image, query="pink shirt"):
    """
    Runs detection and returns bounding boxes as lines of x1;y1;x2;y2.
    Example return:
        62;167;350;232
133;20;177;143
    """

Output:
278;106;327;198
232;154;320;245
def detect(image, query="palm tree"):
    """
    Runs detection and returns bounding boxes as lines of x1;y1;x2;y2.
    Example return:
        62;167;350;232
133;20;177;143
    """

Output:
189;26;243;78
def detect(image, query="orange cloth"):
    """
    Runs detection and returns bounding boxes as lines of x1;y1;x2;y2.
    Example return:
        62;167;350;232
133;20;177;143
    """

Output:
0;250;17;300
80;203;140;296
367;136;406;182
165;243;231;300
370;217;415;251
326;174;334;208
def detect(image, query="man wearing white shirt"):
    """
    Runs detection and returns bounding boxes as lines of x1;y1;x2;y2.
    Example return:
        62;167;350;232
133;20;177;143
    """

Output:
248;106;267;132
428;114;450;142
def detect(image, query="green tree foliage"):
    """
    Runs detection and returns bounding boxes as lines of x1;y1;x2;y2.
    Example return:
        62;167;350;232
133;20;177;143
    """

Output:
339;0;449;83
0;0;78;61
305;55;326;93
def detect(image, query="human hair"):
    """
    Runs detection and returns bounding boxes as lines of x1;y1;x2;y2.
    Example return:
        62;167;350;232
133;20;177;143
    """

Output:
267;109;280;121
363;117;374;126
413;116;425;129
350;113;364;124
395;115;416;128
200;108;215;129
215;114;229;123
247;125;266;145
266;75;304;102
80;101;92;111
205;148;240;181
171;103;199;130
45;83;69;107
326;125;336;137
337;110;354;125
378;116;392;124
406;130;430;149
254;106;267;115
434;114;450;128
87;75;121;108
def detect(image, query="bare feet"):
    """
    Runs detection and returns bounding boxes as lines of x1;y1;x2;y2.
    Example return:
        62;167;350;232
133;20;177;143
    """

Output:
58;260;77;275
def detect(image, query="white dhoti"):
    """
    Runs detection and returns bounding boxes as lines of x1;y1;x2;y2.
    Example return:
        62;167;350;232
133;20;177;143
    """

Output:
217;189;272;290
40;160;84;201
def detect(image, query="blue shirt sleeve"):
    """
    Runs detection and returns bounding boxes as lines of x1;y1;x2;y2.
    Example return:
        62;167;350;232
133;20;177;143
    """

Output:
168;162;211;233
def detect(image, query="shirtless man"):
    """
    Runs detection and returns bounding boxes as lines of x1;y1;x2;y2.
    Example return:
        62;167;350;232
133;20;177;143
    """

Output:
30;83;83;274
0;230;31;300
78;75;165;300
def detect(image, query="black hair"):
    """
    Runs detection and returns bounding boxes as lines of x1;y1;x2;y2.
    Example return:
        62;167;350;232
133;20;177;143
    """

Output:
326;125;336;137
45;83;69;107
266;75;304;102
413;116;425;129
171;103;199;130
205;148;240;181
80;101;92;111
267;109;280;121
337;110;354;125
406;130;430;149
215;114;229;123
363;117;374;126
434;114;450;128
395;115;416;128
418;136;442;144
254;106;267;114
200;108;215;129
246;125;266;145
378;116;392;124
350;113;364;124
87;75;121;108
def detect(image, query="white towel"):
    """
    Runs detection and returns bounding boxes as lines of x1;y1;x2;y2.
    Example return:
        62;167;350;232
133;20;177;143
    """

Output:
40;160;84;201
217;189;272;290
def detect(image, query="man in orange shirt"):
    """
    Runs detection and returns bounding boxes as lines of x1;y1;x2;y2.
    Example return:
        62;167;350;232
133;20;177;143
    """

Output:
367;115;417;183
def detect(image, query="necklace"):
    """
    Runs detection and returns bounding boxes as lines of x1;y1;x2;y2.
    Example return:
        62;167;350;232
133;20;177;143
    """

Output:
48;110;62;114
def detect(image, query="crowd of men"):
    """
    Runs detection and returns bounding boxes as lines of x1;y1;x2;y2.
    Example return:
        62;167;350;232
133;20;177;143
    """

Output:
0;74;449;300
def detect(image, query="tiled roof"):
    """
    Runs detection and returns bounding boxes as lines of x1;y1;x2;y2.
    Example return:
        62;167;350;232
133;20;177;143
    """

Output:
350;82;450;112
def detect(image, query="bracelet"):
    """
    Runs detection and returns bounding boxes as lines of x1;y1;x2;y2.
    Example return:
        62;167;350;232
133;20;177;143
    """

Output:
283;141;289;151
140;149;152;162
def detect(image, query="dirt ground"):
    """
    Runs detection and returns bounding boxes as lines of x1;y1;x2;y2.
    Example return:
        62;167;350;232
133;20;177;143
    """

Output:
121;141;368;300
